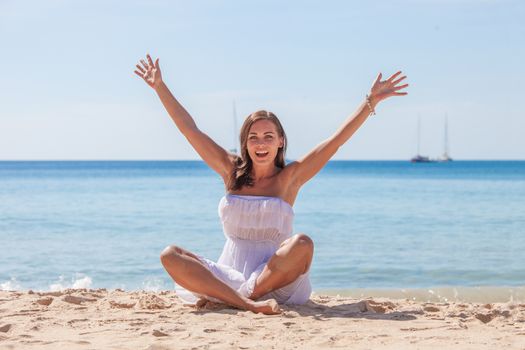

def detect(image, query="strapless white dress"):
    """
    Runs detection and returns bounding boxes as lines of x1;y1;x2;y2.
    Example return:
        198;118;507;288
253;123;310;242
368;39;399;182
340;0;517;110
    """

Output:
175;194;311;305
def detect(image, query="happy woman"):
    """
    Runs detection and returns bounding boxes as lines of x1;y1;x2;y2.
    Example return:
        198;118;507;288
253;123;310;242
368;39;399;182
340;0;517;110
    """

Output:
134;54;408;315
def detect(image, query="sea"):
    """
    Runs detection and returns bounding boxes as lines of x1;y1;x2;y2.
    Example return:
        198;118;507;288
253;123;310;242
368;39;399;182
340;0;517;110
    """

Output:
1;160;524;302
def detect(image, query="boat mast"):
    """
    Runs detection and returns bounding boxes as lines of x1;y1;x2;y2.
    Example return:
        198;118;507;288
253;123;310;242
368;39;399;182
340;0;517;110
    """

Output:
411;114;433;162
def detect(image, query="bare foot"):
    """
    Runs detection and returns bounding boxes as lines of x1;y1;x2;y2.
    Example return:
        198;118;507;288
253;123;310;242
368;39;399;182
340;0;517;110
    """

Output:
249;299;281;315
195;297;225;310
195;297;208;309
196;297;280;315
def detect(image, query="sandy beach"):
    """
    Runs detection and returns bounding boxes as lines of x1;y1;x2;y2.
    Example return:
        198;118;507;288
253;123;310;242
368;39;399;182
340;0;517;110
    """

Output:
1;289;524;349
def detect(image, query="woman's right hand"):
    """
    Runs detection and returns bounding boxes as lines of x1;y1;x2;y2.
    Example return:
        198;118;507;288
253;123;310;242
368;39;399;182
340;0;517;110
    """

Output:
134;54;162;89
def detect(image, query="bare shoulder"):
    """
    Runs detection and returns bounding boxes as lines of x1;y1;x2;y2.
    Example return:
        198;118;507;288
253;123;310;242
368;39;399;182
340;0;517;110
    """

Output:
278;162;301;200
280;161;300;184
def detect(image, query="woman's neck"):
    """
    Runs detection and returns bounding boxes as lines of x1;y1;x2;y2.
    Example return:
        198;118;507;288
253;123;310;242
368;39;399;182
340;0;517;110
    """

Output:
251;163;279;182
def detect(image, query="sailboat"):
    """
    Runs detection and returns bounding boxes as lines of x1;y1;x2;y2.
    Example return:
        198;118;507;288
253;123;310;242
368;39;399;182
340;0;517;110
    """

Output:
438;115;453;162
410;116;435;163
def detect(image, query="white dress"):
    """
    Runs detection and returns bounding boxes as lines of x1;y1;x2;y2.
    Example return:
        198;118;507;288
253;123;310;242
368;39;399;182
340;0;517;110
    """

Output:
175;194;311;305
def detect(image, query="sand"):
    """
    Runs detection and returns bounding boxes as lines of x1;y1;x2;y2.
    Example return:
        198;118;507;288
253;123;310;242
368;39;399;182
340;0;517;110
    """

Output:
1;289;524;349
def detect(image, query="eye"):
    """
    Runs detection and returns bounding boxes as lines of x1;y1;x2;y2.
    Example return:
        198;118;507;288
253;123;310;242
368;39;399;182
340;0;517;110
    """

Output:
249;136;257;140
265;135;273;139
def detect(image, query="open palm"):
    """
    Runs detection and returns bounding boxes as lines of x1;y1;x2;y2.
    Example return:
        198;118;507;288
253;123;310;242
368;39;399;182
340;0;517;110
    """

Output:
369;71;408;105
134;54;162;89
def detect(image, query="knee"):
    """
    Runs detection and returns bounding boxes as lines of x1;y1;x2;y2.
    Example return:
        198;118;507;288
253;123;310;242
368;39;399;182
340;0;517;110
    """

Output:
160;245;182;265
292;233;314;255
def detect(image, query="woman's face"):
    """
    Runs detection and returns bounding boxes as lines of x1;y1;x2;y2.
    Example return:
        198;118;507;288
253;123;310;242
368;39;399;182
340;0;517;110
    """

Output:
246;119;284;166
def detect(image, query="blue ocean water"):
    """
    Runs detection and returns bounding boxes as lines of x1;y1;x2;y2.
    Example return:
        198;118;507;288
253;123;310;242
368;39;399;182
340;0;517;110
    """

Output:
1;161;524;300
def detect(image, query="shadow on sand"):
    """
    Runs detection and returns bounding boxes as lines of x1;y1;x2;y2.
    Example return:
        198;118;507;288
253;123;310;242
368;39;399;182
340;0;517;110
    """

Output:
189;298;419;321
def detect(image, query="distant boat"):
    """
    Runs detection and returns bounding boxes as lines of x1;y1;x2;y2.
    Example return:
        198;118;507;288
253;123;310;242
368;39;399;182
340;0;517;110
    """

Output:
411;116;435;163
437;115;453;162
411;154;434;163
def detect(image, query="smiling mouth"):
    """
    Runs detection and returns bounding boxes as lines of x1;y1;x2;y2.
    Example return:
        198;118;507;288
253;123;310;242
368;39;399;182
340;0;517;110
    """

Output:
255;151;269;158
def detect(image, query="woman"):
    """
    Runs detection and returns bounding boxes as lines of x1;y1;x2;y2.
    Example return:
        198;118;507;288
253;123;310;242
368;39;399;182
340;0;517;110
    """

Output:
134;54;408;315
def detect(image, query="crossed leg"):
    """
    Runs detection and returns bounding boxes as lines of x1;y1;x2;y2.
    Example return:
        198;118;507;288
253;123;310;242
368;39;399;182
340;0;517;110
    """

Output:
160;233;313;313
249;233;314;300
160;245;280;315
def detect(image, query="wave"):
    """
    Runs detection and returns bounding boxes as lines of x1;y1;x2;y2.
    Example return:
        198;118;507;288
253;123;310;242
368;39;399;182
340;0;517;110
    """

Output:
0;274;92;292
0;274;171;293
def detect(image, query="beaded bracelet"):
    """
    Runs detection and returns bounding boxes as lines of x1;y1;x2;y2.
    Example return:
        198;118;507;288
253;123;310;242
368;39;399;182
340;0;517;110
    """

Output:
365;94;376;116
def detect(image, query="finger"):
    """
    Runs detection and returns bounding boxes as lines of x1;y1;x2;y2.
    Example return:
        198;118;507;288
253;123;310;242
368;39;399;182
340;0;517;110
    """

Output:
147;54;154;67
393;84;409;90
373;72;382;86
134;70;144;78
135;64;145;73
391;76;406;85
393;92;408;96
155;58;160;70
387;71;402;82
140;59;149;70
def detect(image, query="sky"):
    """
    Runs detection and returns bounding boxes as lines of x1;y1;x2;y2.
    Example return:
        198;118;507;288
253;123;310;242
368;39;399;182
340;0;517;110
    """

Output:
0;0;524;160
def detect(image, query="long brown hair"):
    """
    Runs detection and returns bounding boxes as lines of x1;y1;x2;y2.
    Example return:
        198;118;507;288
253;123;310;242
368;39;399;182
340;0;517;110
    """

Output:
228;110;287;191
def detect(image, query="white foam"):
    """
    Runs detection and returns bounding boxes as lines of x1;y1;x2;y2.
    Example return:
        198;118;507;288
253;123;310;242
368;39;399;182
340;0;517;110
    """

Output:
49;274;92;291
0;277;23;291
72;276;92;289
141;277;166;292
49;275;66;291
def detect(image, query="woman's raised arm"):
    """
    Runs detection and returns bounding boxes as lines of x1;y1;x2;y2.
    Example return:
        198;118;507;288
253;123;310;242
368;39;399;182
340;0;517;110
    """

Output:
287;71;409;187
134;54;234;181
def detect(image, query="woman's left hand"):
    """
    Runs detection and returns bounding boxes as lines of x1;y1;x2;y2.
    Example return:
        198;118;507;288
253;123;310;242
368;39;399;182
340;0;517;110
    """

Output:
369;71;408;107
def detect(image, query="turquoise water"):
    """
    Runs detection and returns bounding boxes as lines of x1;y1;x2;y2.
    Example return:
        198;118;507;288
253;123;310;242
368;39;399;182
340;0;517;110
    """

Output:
1;161;524;299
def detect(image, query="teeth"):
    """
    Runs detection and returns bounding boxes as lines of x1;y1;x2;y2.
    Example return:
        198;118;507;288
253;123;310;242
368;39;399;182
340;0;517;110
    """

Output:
256;151;268;155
